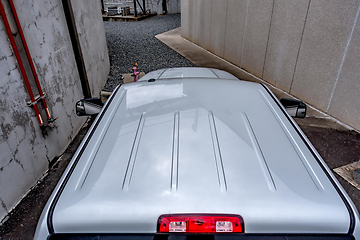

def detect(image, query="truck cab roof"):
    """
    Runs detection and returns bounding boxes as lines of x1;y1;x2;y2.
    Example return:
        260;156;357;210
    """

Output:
35;68;360;239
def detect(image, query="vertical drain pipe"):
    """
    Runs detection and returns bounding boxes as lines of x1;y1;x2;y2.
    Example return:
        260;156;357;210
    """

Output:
8;0;56;123
61;0;91;98
0;1;45;131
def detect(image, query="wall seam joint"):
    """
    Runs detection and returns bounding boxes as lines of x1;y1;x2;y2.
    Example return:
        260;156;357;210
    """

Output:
239;0;249;67
261;0;276;79
325;1;360;112
222;0;229;58
289;0;312;93
209;0;213;51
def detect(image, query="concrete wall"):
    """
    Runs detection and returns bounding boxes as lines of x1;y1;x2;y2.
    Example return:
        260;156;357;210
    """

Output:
0;0;109;221
72;0;110;97
104;0;181;14
181;0;360;131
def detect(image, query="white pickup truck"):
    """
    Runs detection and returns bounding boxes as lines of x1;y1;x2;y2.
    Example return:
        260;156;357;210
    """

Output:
34;68;360;240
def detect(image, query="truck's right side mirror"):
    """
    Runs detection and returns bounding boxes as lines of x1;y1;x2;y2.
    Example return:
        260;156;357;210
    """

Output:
280;98;306;118
76;98;104;116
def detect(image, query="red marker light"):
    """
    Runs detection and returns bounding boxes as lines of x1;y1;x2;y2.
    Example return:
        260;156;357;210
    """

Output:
157;214;244;233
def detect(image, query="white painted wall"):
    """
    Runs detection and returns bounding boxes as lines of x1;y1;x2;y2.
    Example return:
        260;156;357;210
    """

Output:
0;0;109;221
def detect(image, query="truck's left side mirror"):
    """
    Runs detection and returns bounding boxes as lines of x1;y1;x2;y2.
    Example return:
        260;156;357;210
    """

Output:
76;98;104;116
280;98;306;118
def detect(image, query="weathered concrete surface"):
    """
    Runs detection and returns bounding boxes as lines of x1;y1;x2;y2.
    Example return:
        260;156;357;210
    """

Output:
71;0;110;97
0;117;95;239
0;0;109;222
327;8;360;133
156;28;259;83
186;0;195;42
196;0;212;51
263;0;310;91
166;0;181;14
290;0;360;111
187;0;198;46
240;0;274;76
0;0;84;222
223;0;247;66
209;0;227;58
181;0;212;51
180;0;189;39
181;0;360;131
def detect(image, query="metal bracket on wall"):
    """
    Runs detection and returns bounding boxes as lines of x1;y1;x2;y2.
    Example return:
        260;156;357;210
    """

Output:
26;94;44;107
1;0;58;137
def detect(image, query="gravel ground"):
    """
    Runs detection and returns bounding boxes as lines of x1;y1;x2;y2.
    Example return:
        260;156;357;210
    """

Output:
102;14;195;92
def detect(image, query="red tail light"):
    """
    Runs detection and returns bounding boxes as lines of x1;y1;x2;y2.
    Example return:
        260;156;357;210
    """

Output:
157;214;244;233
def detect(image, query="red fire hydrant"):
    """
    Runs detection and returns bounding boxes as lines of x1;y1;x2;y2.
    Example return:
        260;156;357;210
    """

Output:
132;63;140;82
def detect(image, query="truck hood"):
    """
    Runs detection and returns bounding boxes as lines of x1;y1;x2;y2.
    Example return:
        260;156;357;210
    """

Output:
52;74;350;234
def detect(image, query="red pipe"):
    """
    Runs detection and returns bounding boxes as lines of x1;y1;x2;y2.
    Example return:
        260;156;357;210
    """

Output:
0;1;44;127
8;0;52;120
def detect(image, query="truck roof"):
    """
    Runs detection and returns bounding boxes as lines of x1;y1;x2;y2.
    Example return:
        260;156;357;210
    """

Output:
51;68;350;234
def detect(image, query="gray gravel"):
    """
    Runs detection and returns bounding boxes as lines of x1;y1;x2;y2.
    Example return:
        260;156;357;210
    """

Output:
103;14;195;91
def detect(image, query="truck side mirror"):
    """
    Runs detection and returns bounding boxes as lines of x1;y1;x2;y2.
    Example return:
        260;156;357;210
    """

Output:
280;98;306;118
76;98;104;116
